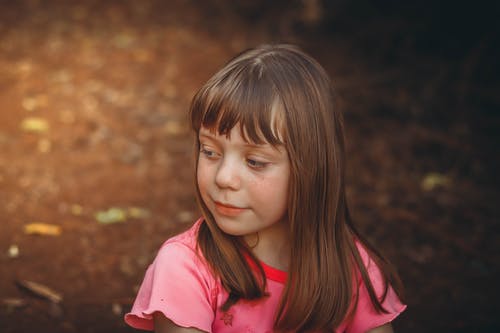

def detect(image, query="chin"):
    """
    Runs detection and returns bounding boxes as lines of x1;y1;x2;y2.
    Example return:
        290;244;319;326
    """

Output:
214;220;251;237
217;225;248;237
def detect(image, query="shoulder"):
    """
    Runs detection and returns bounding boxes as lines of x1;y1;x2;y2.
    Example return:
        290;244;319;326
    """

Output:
151;218;207;269
343;240;407;333
352;240;395;303
124;218;218;332
162;217;203;250
154;218;214;283
353;241;381;281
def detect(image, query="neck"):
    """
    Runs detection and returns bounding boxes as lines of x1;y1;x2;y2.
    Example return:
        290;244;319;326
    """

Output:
243;221;290;271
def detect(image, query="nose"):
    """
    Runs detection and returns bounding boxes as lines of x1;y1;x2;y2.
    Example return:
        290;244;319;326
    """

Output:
215;157;241;190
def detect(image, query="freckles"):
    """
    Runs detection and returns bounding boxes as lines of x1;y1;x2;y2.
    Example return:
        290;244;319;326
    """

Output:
247;174;271;188
251;175;286;194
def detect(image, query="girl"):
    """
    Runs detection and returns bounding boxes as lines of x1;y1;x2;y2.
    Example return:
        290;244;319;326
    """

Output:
125;44;406;333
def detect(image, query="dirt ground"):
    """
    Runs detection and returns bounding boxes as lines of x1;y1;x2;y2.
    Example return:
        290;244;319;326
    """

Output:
0;1;498;332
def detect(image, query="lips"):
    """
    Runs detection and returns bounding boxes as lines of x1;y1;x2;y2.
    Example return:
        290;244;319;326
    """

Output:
213;201;246;217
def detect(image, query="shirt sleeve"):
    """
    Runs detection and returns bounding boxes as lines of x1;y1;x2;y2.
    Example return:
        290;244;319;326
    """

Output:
345;247;407;333
124;241;216;332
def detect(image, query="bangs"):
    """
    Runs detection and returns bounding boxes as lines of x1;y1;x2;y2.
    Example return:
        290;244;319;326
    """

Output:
190;64;285;146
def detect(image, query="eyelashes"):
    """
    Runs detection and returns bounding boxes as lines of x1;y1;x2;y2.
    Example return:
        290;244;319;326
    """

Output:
199;146;218;159
199;144;269;170
246;159;268;169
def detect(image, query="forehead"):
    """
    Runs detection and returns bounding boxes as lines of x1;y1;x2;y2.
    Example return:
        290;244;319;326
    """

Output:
196;96;285;146
190;59;287;146
199;123;283;147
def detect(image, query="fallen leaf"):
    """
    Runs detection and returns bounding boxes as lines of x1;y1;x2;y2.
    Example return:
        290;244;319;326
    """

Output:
7;244;19;258
24;223;62;236
421;172;451;191
1;298;27;309
20;117;49;133
95;207;127;224
128;207;150;219
70;204;83;216
16;279;63;303
111;302;122;316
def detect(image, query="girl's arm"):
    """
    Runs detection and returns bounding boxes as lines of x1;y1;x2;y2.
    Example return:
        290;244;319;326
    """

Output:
153;312;207;333
366;323;394;333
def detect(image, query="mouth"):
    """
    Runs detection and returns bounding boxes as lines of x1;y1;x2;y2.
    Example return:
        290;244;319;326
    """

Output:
213;201;246;217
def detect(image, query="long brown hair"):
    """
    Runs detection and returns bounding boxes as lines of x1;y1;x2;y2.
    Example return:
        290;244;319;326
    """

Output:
189;44;404;332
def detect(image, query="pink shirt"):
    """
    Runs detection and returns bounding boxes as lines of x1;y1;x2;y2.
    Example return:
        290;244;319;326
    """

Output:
125;219;406;332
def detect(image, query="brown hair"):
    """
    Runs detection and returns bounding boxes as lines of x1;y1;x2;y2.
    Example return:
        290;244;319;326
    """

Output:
189;44;404;331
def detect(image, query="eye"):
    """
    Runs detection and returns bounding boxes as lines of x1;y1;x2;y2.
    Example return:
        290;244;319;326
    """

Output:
200;145;219;159
246;158;268;169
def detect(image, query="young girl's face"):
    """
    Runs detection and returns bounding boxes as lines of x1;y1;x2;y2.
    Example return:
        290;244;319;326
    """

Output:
197;125;290;238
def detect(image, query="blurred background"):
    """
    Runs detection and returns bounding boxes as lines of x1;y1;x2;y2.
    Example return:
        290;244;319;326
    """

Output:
0;0;498;332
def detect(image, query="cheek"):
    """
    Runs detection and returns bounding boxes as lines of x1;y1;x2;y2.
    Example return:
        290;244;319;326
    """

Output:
253;172;289;207
196;160;210;193
274;170;290;210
